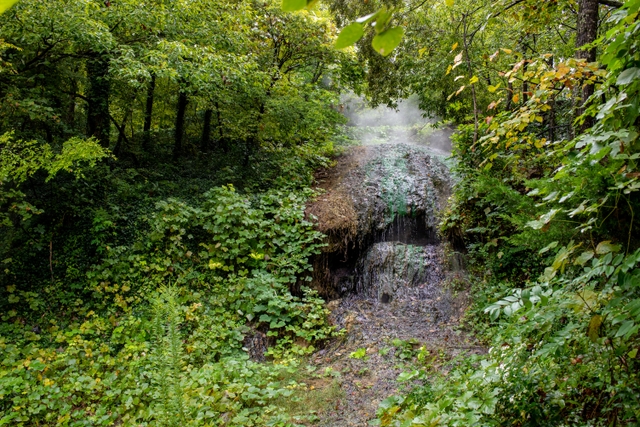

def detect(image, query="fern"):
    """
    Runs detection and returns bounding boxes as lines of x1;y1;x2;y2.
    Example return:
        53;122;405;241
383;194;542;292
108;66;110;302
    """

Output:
151;286;187;426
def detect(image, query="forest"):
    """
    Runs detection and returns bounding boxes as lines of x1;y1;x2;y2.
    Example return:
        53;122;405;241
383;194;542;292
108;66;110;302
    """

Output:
0;0;639;425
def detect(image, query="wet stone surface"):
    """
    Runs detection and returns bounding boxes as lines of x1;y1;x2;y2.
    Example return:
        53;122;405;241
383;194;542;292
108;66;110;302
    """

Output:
309;284;479;427
304;139;481;426
355;242;443;300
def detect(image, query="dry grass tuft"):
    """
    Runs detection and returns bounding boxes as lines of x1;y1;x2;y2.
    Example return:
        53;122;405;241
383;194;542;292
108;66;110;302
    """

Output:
306;189;357;250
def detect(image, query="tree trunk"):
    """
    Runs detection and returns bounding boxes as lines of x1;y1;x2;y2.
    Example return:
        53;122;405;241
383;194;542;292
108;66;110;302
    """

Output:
215;102;227;153
143;74;155;152
576;0;599;130
522;61;529;104
173;88;188;160
65;76;78;130
86;54;110;148
577;0;599;62
201;108;212;151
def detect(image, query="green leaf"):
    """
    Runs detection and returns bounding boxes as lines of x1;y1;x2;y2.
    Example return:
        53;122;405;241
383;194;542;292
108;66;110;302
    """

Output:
575;251;594;266
539;241;559;254
373;7;392;34
616;67;640;85
616;320;636;338
596;241;621;255
349;348;367;359
282;0;306;12
0;0;18;14
371;26;404;56
527;208;559;230
335;23;364;49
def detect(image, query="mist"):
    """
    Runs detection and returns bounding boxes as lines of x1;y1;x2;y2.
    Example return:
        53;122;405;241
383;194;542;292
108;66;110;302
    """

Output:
340;94;453;154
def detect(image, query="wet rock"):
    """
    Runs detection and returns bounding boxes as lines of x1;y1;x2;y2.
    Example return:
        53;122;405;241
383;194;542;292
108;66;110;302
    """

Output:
356;242;443;301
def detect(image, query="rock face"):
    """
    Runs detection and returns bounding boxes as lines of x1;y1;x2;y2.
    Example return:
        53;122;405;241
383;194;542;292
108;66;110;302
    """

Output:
356;242;443;300
304;131;485;427
308;143;451;300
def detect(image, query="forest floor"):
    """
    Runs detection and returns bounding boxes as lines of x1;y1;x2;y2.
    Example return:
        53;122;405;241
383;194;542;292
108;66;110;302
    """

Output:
291;126;484;427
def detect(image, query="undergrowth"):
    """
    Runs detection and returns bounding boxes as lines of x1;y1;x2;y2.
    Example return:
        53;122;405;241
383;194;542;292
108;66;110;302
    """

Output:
377;2;640;426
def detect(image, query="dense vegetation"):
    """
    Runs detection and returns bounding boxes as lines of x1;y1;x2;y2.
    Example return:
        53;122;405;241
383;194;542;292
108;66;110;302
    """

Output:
1;0;639;425
367;0;640;426
0;0;359;424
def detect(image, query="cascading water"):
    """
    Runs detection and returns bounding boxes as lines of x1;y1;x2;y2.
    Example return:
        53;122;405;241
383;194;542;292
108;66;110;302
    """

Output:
356;242;443;301
306;100;480;427
309;143;451;303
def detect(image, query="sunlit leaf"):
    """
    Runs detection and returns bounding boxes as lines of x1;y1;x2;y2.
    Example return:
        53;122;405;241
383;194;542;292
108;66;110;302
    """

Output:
446;0;454;6
0;0;18;14
372;26;404;56
335;23;364;50
373;7;392;33
282;0;306;12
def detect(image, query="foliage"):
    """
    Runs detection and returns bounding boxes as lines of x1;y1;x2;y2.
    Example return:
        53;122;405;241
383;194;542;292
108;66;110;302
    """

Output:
381;0;640;426
0;184;337;425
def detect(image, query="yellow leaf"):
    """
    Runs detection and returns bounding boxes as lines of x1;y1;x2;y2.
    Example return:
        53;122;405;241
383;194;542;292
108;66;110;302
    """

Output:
469;75;479;84
535;115;543;123
488;83;501;93
446;0;454;6
0;0;18;14
446;64;452;75
512;93;519;103
500;48;513;54
451;42;458;51
419;47;427;57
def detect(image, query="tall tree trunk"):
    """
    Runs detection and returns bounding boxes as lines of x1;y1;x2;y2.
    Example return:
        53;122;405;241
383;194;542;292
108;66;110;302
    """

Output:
576;0;599;130
86;54;110;148
522;61;529;104
577;0;599;62
173;88;188;160
201;108;212;151
215;102;227;153
65;76;78;130
143;74;156;152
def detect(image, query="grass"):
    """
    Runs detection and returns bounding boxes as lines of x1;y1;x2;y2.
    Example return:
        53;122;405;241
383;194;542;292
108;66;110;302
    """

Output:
271;371;344;425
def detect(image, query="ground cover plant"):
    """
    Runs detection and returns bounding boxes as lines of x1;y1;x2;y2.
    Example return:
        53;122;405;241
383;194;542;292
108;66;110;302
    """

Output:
375;0;640;426
0;0;361;424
